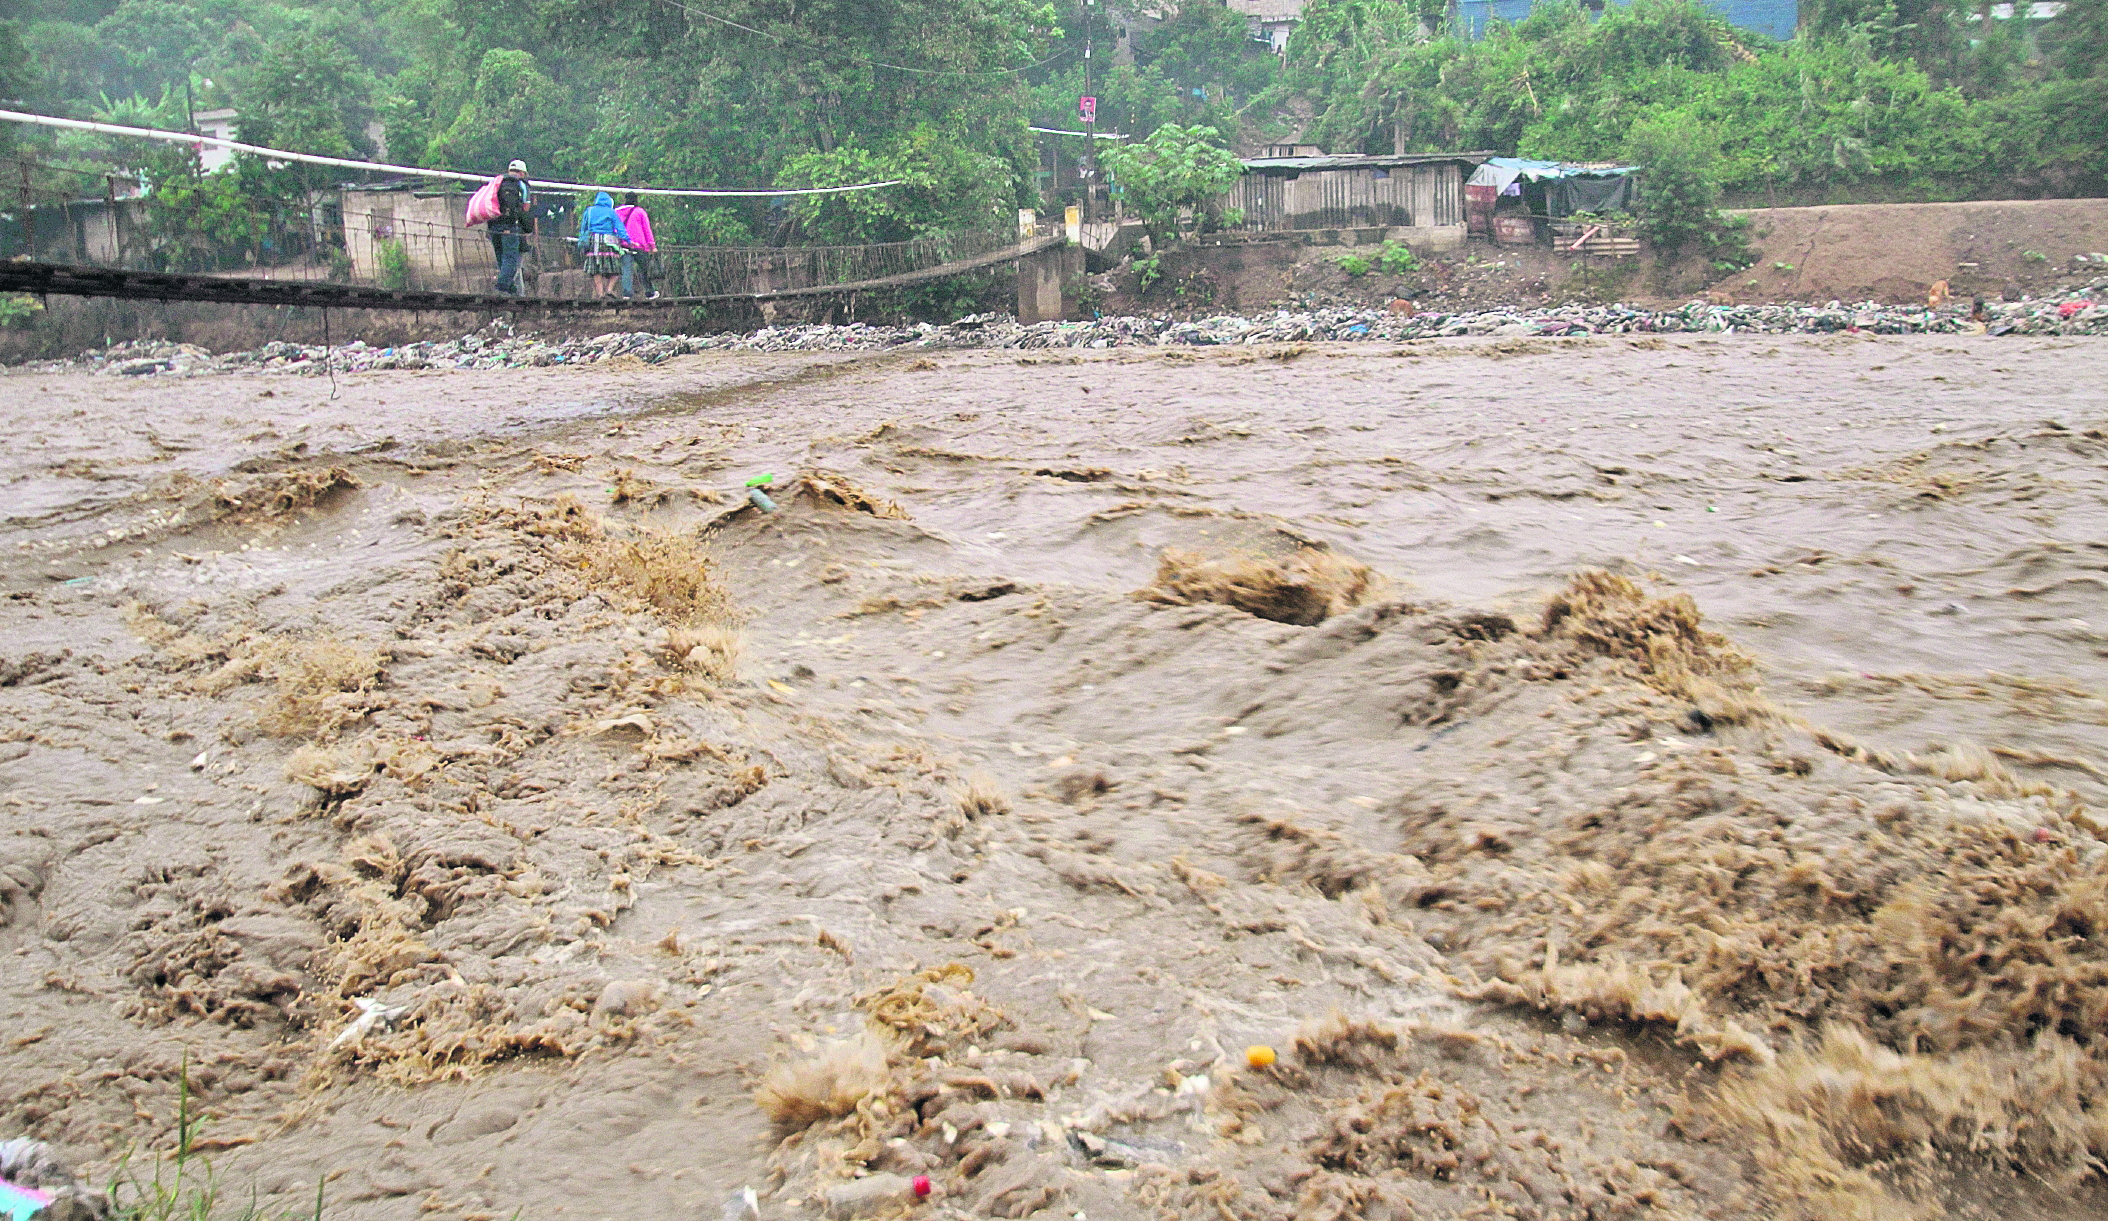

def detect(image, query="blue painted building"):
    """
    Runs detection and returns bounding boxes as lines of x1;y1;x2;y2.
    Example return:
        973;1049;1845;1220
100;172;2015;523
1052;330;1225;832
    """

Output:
1454;0;1798;42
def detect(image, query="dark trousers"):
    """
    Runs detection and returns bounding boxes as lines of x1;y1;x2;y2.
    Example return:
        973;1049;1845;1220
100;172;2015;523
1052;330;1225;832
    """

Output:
490;229;523;295
621;251;655;297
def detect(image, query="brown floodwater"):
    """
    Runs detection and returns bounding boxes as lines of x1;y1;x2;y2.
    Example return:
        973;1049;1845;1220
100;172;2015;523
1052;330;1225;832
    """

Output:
0;333;2103;1221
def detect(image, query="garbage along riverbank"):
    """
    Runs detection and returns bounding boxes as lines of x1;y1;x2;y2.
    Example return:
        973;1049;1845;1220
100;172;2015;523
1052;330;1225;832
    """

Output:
25;284;2108;377
3;336;2106;1221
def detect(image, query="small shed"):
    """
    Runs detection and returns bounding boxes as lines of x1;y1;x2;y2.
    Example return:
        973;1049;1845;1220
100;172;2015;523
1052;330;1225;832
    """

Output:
1221;151;1492;244
1464;158;1641;245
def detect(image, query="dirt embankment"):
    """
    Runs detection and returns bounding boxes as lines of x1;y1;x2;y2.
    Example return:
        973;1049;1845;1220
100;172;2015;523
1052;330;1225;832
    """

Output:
1;336;2106;1221
1096;198;2108;315
1721;198;2108;304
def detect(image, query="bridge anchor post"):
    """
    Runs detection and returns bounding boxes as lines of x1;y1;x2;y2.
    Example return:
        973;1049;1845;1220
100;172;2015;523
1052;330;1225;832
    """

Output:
1017;242;1083;325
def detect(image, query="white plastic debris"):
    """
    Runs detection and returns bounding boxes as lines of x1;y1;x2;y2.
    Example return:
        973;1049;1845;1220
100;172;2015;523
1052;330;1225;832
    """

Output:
329;996;409;1050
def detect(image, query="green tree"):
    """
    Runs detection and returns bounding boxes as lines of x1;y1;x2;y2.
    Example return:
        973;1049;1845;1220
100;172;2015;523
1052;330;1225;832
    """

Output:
235;30;375;167
1098;121;1245;236
0;18;33;105
422;47;576;176
779;124;1016;244
2047;0;2108;72
0;19;29;160
1623;113;1719;253
218;29;374;267
20;21;103;107
144;148;278;268
1136;0;1277;104
90;0;210;100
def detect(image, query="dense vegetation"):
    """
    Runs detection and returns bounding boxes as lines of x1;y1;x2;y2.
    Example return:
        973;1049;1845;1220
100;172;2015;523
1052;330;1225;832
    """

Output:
1274;0;2108;204
0;0;2100;249
0;0;1087;244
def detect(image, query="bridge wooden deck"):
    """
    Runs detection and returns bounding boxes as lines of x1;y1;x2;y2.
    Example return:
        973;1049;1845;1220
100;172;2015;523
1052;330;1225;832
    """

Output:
0;233;1065;313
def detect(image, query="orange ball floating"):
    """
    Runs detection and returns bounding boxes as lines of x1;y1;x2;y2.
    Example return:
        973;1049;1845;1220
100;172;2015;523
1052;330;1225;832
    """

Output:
1246;1044;1277;1069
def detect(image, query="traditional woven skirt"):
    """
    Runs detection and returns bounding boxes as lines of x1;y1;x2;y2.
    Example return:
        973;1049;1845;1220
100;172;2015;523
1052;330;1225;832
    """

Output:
583;232;625;276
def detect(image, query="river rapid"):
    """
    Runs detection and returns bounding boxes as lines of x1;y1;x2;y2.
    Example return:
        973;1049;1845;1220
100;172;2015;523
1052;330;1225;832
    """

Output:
1;332;2103;1221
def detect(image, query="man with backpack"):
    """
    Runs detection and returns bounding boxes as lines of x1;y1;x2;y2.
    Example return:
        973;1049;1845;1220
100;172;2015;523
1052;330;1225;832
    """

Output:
489;160;534;296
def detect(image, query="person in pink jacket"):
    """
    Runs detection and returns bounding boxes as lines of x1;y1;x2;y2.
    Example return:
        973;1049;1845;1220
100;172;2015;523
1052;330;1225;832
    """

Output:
614;193;659;300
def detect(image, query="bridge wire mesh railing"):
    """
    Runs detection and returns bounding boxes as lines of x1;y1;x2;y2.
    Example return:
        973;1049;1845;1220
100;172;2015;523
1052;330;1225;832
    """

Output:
654;228;1022;299
1;159;1024;302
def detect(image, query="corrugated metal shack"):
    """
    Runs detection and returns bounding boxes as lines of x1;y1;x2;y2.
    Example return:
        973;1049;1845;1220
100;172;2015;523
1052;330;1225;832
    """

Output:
1222;152;1492;245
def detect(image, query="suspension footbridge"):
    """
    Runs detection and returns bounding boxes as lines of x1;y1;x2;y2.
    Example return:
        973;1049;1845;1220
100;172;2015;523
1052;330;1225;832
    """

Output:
0;232;1068;313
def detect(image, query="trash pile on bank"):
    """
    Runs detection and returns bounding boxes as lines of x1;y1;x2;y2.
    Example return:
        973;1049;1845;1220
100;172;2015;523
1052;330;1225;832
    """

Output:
49;284;2108;375
0;1137;108;1218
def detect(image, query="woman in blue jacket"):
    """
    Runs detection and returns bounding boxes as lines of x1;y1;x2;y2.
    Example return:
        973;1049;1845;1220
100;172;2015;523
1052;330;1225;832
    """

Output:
577;192;628;298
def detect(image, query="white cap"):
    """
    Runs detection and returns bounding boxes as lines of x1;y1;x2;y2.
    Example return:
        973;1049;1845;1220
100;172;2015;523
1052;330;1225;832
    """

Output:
507;159;527;173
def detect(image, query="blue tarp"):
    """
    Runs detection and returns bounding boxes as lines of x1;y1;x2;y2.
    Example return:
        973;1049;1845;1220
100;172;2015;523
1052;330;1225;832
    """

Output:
1455;0;1536;38
1456;0;1796;42
1705;0;1797;40
1470;158;1642;217
1471;158;1640;190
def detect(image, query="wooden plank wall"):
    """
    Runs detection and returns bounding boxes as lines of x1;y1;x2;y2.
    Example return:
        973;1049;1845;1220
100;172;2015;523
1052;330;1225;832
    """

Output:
1227;164;1466;231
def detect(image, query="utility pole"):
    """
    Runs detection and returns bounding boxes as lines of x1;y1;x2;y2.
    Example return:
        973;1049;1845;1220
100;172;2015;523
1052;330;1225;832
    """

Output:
183;73;198;179
1082;0;1095;225
18;160;31;262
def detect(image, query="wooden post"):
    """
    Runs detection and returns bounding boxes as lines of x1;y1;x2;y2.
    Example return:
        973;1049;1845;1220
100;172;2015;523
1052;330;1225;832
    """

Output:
18;160;32;261
106;175;124;268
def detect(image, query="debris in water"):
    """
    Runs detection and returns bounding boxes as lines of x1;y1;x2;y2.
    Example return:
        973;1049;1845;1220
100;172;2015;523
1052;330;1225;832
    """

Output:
1141;548;1382;626
36;286;2108;380
330;996;409;1050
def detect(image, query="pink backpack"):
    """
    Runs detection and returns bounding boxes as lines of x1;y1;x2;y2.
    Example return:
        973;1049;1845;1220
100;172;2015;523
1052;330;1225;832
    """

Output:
464;176;503;226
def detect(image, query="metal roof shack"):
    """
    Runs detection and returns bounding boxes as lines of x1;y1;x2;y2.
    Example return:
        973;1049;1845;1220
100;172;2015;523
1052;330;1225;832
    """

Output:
1465;157;1642;242
1223;151;1493;244
1239;152;1489;174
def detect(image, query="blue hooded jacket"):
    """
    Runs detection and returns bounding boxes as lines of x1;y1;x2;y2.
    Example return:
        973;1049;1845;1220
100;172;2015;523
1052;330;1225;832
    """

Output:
578;192;625;243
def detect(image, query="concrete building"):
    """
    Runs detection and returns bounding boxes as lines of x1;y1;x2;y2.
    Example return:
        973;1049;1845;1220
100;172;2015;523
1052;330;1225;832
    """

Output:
1;194;147;266
192;107;239;174
337;185;488;288
1226;0;1305;53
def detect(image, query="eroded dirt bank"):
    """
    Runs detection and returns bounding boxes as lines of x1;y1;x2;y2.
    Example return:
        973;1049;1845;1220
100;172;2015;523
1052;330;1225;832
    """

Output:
1;334;2105;1221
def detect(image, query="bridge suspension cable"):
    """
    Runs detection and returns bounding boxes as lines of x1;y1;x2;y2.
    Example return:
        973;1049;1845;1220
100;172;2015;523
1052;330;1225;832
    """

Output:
0;109;901;198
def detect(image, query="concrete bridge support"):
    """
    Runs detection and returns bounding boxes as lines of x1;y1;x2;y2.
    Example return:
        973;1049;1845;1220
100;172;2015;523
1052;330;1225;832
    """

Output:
1017;243;1084;325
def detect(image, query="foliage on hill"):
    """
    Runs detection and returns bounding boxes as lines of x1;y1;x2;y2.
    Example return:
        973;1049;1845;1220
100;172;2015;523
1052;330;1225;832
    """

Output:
1270;0;2107;202
0;0;2102;248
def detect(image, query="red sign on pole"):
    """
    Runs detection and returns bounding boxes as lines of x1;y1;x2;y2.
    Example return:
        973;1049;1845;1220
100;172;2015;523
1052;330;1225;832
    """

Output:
1078;96;1097;123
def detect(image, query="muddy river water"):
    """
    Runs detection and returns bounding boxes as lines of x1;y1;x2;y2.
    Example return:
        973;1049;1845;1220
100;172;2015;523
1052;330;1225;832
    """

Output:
0;333;2103;1221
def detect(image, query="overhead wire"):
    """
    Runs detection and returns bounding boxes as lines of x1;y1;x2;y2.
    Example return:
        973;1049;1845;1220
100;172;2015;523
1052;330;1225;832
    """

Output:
0;109;901;197
1028;126;1128;139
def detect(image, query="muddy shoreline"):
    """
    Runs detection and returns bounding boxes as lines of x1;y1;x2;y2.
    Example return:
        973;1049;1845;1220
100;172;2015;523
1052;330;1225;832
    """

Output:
1;334;2104;1220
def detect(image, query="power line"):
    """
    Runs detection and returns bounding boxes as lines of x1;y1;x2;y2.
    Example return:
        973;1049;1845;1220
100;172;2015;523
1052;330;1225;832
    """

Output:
2;153;142;181
650;0;1073;77
0;109;902;198
1029;126;1128;139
